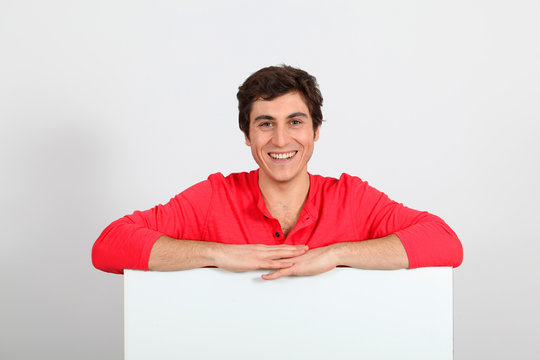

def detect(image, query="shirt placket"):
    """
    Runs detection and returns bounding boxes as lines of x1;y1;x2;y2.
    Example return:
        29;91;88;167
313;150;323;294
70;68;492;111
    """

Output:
262;214;284;244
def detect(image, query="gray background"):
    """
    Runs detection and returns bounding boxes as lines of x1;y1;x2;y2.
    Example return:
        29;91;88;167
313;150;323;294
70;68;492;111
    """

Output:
1;1;538;359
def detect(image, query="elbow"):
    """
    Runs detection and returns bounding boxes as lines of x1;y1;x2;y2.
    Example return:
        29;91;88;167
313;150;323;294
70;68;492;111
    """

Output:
92;244;124;274
440;220;463;268
399;219;464;269
449;232;463;268
427;217;463;268
91;242;106;272
91;226;124;275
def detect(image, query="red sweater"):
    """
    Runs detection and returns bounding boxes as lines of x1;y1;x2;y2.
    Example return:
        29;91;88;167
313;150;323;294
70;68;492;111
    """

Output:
92;170;463;274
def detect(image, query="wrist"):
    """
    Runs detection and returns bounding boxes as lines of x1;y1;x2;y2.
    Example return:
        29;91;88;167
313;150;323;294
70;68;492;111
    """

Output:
329;242;347;267
206;242;224;267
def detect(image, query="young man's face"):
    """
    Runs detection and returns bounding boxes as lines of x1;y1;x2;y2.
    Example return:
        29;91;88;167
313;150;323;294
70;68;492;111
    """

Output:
246;91;319;185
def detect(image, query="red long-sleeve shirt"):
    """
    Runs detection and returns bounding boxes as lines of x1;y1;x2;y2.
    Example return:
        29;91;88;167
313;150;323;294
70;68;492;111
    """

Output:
92;170;463;274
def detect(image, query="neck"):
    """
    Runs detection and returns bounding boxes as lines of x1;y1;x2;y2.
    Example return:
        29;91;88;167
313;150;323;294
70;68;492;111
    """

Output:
258;170;310;210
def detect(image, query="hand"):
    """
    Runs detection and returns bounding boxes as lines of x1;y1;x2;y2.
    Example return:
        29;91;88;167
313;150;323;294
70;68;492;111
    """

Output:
261;245;338;280
214;244;309;272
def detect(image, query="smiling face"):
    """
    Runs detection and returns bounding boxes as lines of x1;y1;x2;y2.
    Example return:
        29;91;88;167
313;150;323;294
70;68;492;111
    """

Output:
245;92;319;186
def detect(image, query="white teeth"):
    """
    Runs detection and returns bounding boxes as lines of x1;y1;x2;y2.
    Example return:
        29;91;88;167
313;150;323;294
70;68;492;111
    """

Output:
269;151;297;160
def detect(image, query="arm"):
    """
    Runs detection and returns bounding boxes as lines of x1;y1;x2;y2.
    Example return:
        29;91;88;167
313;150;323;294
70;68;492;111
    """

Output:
354;175;463;269
263;175;463;280
93;217;309;274
261;234;407;280
92;179;214;274
148;235;308;272
92;177;309;274
331;234;408;269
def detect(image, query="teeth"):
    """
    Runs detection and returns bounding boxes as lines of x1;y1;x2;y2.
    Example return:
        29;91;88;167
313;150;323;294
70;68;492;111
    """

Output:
269;151;297;160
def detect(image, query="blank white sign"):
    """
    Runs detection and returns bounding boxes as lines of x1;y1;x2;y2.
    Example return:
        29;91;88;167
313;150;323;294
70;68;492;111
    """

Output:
125;267;453;360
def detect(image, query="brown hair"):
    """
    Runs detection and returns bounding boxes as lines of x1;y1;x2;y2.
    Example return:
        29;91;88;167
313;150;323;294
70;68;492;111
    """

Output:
237;65;323;139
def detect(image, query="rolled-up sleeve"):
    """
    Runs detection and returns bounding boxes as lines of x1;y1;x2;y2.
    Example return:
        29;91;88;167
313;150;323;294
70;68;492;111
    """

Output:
92;179;213;274
353;176;463;269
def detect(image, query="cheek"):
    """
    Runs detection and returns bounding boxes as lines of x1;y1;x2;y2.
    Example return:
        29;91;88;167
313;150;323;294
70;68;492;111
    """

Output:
250;139;265;155
251;135;269;149
300;134;315;147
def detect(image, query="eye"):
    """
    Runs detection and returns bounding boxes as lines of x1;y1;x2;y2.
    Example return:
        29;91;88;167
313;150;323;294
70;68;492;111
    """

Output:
259;121;272;127
290;119;302;125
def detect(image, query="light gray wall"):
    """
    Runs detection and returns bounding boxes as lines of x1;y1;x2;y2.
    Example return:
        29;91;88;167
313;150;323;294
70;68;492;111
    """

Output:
1;1;538;359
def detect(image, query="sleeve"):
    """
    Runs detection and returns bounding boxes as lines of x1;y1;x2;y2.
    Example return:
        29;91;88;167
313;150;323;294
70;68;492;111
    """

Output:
352;176;463;269
91;179;213;274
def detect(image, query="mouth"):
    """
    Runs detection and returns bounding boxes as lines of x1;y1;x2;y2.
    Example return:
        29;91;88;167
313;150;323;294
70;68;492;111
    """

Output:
268;151;298;161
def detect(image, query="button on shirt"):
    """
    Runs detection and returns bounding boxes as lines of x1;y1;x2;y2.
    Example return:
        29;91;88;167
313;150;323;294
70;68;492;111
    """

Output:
92;169;463;274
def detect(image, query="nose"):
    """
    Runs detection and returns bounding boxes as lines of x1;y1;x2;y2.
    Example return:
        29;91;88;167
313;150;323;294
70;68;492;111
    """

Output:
271;123;291;147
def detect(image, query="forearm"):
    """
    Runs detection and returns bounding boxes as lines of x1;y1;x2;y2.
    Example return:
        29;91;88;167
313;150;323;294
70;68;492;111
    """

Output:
148;236;220;271
330;234;409;270
148;236;309;272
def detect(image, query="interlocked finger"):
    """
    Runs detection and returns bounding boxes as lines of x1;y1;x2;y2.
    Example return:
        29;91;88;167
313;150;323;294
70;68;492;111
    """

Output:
266;247;308;259
261;260;294;270
262;267;294;280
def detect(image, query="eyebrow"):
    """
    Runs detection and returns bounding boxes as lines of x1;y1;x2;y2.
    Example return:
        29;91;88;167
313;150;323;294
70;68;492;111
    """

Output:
254;115;275;122
287;112;308;119
253;112;308;122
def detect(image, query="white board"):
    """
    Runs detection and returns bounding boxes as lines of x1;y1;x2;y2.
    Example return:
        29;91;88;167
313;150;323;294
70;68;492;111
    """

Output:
125;267;453;360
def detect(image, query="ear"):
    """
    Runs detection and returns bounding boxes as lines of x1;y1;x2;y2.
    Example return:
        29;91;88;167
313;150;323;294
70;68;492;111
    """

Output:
245;133;251;146
314;127;320;142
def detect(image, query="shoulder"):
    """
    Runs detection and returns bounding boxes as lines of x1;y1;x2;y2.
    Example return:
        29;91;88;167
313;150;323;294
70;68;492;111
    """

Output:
310;172;391;214
207;170;254;189
180;170;255;193
205;170;257;198
177;170;255;204
310;173;385;207
311;172;369;193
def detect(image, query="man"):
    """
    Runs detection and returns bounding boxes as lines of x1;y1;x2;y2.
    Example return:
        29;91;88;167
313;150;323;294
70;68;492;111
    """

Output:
92;65;463;279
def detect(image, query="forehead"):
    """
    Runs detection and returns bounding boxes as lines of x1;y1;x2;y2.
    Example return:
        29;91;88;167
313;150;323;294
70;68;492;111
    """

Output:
250;92;310;121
